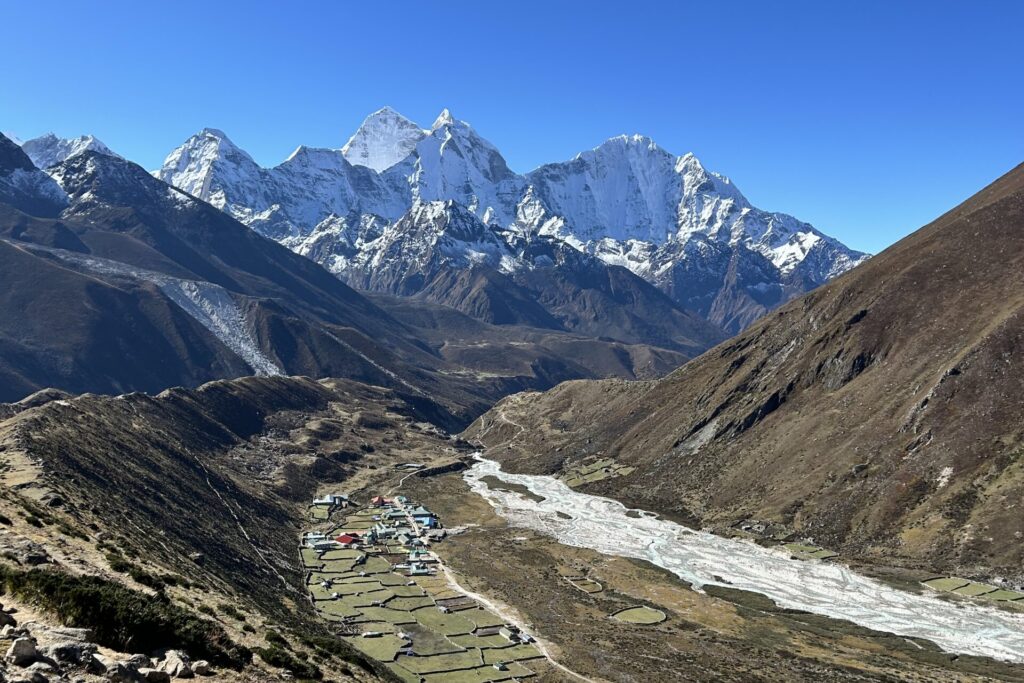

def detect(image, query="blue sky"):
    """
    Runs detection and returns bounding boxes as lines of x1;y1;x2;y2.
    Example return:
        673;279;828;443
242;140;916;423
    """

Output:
4;1;1022;253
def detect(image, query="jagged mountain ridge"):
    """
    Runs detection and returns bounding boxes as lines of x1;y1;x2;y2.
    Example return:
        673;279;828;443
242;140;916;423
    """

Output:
21;133;121;169
0;133;701;415
0;135;459;410
284;199;726;354
156;107;868;332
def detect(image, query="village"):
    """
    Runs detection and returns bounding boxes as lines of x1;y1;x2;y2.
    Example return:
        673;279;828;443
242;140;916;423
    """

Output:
302;490;547;683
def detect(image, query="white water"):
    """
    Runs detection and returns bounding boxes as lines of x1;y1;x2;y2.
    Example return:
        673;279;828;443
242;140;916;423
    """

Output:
465;456;1024;664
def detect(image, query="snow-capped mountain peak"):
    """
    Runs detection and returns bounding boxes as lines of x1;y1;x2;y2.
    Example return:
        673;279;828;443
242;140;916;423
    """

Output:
284;144;348;170
341;106;426;172
675;152;746;203
21;133;120;170
156;107;869;333
431;108;456;131
407;109;522;224
155;128;267;211
0;132;69;215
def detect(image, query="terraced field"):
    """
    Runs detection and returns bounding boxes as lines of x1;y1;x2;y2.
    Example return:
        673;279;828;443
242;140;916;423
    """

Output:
923;577;1024;602
782;542;838;561
301;496;549;681
611;606;667;624
566;577;602;594
557;457;635;488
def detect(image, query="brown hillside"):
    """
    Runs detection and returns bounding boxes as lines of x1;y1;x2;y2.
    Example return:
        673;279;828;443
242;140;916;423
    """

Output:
466;163;1024;579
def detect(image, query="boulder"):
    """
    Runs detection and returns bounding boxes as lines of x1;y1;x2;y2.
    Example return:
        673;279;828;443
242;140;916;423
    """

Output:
139;668;172;683
128;654;152;669
40;639;96;664
100;660;136;683
6;637;37;666
41;627;92;642
41;492;64;508
22;552;48;569
158;650;193;678
0;611;18;627
190;660;211;676
86;653;111;674
26;661;57;675
9;672;49;683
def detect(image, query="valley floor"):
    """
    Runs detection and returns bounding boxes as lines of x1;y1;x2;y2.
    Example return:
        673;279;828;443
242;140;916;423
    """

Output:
3;376;1023;682
303;451;1024;682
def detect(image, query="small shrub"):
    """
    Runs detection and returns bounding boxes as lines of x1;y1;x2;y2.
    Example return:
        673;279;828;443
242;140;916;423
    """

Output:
218;603;246;621
255;646;321;680
127;566;166;591
265;630;289;648
161;574;189;589
56;521;88;540
106;554;132;573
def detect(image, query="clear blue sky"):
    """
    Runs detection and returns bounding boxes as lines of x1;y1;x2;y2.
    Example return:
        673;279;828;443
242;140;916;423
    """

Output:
4;1;1022;253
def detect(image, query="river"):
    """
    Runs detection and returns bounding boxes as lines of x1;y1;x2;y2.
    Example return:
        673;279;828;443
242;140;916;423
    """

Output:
464;455;1024;663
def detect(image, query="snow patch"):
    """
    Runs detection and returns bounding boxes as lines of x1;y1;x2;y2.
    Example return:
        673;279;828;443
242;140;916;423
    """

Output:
159;281;282;376
4;240;282;376
937;466;954;489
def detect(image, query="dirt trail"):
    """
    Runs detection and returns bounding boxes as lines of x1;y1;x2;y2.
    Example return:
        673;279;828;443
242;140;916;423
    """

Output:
435;560;599;683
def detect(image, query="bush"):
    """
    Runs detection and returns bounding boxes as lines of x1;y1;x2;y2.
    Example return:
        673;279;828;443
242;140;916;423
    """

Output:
265;630;289;648
105;554;184;592
255;646;321;680
106;554;132;573
218;603;246;621
57;521;88;540
0;566;250;668
161;574;190;589
127;566;166;591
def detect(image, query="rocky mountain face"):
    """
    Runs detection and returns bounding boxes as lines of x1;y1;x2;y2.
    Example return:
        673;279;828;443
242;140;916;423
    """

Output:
466;162;1024;579
341;105;426;172
284;199;725;354
158;107;868;333
0;136;437;404
0;133;701;418
0;135;67;217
